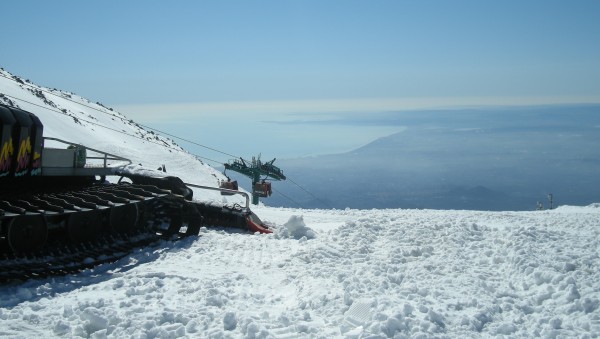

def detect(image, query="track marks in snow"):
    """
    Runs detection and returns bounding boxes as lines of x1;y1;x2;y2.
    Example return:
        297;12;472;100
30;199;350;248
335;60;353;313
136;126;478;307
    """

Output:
271;208;600;337
1;206;599;338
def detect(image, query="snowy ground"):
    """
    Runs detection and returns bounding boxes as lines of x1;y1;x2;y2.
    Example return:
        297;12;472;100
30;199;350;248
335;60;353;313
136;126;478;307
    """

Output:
1;205;599;338
1;69;599;338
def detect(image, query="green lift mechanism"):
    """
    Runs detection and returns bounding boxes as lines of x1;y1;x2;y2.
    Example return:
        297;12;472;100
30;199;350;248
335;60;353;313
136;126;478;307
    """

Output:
224;156;286;205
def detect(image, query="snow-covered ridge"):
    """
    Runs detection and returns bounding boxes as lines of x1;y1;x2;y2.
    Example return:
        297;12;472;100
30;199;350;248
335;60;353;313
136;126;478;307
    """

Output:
0;68;186;155
0;68;236;204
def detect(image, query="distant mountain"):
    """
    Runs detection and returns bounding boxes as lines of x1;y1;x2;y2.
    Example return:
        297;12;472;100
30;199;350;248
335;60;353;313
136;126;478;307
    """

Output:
4;66;598;211
265;106;600;210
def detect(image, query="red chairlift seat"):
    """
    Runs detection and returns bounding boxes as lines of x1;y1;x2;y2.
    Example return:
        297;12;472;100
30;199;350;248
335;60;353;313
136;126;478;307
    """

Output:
220;179;238;195
253;181;272;197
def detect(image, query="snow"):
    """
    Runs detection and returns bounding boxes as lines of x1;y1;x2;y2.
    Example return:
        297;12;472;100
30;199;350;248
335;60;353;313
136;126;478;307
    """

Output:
1;207;599;338
1;69;600;338
275;215;317;240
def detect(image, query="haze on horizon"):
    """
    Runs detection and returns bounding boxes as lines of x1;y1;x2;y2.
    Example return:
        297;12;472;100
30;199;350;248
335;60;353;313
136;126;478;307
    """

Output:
2;1;600;160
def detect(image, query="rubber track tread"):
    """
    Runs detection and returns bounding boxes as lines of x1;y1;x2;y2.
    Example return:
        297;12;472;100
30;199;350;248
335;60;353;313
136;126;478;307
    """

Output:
0;183;194;282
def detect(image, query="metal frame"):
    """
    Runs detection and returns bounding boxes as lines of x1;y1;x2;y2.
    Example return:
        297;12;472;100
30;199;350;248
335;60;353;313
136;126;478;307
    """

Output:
42;138;250;208
42;137;132;176
184;182;251;210
224;156;285;205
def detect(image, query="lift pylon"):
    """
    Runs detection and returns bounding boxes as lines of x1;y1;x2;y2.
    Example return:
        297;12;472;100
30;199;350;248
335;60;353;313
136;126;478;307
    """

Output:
224;155;286;205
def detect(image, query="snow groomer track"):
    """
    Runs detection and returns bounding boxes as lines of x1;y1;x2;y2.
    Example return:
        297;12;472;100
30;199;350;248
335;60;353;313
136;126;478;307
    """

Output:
0;103;272;282
0;179;271;282
0;181;198;281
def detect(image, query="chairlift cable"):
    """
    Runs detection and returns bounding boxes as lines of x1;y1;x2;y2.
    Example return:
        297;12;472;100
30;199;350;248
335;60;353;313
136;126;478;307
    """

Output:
139;124;240;159
0;72;245;161
3;74;330;208
270;187;304;208
2;93;225;166
286;177;333;209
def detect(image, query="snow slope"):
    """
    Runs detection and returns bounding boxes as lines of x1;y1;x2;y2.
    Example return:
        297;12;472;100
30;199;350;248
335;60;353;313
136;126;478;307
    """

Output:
0;68;240;205
1;69;599;338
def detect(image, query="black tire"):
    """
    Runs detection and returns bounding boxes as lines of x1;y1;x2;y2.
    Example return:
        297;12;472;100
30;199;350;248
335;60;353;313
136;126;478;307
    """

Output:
7;215;48;253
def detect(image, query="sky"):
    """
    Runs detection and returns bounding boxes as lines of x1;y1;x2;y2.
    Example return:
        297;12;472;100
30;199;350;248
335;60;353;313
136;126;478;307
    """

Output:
2;0;600;160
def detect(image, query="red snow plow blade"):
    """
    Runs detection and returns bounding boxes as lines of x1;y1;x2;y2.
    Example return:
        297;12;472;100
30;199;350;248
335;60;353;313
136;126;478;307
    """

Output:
182;183;272;234
247;212;273;234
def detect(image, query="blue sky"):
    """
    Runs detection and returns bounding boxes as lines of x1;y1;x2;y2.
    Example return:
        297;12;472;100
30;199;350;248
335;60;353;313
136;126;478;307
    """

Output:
2;1;600;159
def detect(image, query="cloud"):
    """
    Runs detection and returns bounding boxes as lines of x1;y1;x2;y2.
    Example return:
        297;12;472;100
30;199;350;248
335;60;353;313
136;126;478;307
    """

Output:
109;98;600;160
112;95;600;124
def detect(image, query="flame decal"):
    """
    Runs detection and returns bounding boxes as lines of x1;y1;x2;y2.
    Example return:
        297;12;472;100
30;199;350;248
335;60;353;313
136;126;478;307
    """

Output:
0;139;14;175
15;137;32;176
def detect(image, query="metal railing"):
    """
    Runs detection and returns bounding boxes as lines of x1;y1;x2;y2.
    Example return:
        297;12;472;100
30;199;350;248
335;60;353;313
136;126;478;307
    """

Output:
44;137;132;168
44;138;249;208
184;183;251;210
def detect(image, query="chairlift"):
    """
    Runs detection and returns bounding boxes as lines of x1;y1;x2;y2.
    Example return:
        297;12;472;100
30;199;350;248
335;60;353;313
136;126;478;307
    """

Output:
253;181;272;198
219;178;239;195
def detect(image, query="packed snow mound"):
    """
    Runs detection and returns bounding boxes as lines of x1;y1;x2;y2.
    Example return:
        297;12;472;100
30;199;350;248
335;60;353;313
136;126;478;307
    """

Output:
554;203;600;212
275;215;316;240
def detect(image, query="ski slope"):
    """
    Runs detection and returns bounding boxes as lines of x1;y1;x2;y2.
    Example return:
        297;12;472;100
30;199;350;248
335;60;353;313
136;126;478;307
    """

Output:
1;69;599;338
0;68;239;206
